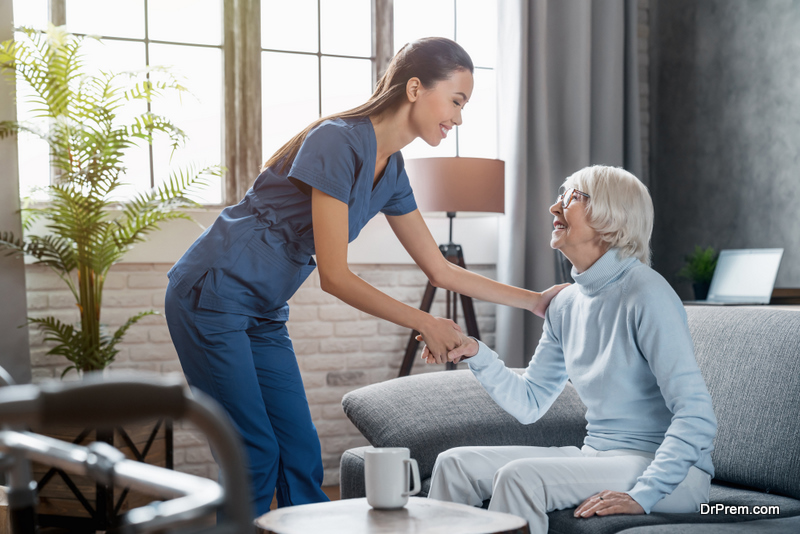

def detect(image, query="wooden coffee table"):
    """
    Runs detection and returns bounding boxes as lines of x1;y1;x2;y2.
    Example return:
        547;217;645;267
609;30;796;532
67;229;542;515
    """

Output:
255;497;529;534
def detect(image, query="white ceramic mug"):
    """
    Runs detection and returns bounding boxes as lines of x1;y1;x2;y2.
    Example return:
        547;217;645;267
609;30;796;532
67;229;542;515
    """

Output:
364;446;421;509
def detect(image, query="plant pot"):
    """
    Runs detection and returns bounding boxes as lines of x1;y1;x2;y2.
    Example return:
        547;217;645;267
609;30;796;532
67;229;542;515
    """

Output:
30;418;173;532
693;282;711;301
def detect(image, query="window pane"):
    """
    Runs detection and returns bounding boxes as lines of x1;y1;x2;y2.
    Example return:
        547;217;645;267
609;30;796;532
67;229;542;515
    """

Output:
394;0;454;52
320;0;371;57
14;33;50;200
11;0;47;30
149;44;223;204
261;0;318;53
456;0;496;68
262;52;319;162
79;39;150;201
16;127;50;201
149;0;223;46
457;69;497;159
65;0;145;39
321;57;372;116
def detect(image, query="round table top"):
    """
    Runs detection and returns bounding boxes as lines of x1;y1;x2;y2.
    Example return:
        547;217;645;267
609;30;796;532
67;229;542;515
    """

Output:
255;497;529;534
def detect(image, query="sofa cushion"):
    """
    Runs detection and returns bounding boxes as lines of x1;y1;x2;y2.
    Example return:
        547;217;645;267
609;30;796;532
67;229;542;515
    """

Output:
617;515;800;534
547;483;800;534
342;369;587;479
685;307;800;500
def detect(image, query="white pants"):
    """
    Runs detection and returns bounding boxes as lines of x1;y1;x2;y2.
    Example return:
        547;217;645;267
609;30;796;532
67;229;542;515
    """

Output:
427;445;711;534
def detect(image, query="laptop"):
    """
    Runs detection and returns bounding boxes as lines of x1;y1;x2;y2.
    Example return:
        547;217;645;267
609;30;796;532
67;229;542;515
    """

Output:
683;248;784;306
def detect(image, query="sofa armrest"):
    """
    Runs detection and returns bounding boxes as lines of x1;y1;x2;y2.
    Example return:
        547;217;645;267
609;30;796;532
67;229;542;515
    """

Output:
342;369;587;481
339;446;369;499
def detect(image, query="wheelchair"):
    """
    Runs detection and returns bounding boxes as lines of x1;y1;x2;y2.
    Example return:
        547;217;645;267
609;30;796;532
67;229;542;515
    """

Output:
0;366;254;533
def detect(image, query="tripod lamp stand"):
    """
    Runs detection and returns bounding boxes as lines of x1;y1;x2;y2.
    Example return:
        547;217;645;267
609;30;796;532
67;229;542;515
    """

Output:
398;157;505;377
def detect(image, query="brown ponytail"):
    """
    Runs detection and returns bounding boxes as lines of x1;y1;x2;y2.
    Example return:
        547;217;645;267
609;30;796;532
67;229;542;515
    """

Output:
261;37;474;174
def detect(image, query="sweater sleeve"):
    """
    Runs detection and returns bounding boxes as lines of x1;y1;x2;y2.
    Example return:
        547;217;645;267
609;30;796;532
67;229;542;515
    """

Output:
468;306;570;425
626;288;717;513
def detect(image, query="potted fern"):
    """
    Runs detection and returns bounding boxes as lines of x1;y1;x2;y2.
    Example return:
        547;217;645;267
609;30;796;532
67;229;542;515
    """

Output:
0;25;221;530
677;245;718;300
0;25;220;376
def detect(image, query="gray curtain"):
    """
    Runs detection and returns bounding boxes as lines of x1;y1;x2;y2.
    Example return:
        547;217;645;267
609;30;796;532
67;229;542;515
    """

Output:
496;0;642;367
0;0;32;384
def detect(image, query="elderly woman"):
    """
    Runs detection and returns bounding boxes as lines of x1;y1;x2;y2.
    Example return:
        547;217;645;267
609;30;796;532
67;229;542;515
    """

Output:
424;165;717;532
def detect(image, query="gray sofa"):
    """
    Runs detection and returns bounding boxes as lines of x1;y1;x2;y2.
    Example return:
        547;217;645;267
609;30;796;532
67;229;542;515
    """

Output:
340;306;800;533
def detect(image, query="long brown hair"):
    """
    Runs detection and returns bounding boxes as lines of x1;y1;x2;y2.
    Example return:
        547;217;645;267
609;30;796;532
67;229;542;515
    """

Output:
262;37;474;173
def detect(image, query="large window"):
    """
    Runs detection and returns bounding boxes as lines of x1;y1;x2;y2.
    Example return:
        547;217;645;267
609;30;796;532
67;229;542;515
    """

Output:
394;0;498;160
260;0;373;163
11;0;224;204
10;0;498;206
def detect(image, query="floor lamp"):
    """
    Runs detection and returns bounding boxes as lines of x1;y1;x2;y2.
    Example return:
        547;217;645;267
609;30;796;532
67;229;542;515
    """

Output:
398;157;505;377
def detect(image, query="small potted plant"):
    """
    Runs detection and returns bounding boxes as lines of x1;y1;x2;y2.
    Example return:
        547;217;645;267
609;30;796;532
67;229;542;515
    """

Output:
0;25;221;530
677;246;718;300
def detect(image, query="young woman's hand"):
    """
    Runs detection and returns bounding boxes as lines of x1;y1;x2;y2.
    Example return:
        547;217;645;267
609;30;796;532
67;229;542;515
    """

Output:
531;283;571;318
418;329;478;365
416;317;463;364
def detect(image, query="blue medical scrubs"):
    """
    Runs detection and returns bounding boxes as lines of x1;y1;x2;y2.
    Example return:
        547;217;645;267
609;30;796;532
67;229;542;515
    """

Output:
165;117;417;517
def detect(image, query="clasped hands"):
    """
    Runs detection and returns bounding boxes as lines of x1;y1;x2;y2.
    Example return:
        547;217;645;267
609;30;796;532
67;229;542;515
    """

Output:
416;283;570;365
416;319;478;365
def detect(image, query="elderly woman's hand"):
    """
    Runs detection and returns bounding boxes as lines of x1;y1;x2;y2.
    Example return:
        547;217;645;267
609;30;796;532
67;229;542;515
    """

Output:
415;317;463;364
574;491;645;519
532;283;571;318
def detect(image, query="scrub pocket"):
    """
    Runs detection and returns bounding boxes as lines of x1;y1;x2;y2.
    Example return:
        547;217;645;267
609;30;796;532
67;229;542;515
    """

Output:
197;233;316;317
193;310;253;337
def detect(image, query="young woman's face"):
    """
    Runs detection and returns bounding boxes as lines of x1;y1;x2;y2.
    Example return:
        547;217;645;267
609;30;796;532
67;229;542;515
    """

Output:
409;69;474;146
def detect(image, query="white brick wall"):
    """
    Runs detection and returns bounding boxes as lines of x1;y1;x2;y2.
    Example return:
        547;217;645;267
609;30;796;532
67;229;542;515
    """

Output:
25;262;497;486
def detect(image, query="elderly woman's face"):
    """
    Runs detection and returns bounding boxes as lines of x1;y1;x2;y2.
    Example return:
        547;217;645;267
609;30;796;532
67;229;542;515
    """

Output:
549;188;600;259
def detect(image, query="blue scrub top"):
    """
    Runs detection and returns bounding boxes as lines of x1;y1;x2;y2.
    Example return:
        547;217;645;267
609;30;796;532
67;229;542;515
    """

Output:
167;116;417;321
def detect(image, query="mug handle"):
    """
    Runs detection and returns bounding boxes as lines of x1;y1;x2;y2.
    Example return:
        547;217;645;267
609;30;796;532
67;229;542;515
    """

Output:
403;458;421;496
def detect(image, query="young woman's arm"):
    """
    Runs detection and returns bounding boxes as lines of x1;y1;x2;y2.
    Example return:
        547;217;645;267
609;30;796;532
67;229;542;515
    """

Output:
312;188;463;360
385;209;566;317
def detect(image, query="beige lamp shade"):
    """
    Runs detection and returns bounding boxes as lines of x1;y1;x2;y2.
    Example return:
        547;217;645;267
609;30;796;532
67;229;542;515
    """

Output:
404;157;505;214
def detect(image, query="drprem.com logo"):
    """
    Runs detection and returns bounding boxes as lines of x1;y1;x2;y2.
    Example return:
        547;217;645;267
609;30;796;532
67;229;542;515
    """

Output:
700;504;781;515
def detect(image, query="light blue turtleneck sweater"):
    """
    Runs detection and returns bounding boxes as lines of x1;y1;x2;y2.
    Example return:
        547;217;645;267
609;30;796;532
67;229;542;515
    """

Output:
467;248;716;513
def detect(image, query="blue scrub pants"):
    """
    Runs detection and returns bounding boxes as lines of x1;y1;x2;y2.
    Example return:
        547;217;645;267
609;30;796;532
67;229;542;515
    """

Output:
164;282;329;517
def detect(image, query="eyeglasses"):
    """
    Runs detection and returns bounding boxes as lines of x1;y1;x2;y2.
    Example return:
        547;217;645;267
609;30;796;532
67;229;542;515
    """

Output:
556;187;590;209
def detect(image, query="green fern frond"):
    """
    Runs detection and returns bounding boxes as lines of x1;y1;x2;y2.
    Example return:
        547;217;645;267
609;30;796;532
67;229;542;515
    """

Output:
0;232;75;275
103;310;157;358
27;316;86;376
128;111;186;149
0;231;32;259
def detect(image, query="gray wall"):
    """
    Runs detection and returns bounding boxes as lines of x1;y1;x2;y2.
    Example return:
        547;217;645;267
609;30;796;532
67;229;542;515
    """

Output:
650;0;800;298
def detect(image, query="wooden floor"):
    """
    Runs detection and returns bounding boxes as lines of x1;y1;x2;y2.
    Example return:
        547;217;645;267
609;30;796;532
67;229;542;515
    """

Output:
270;485;340;510
28;486;342;532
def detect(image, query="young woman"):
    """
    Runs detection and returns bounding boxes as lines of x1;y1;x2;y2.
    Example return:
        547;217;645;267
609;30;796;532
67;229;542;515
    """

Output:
426;166;716;532
165;37;565;517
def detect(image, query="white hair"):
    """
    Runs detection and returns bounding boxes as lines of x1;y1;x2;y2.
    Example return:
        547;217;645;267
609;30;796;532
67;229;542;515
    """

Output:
562;165;654;266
